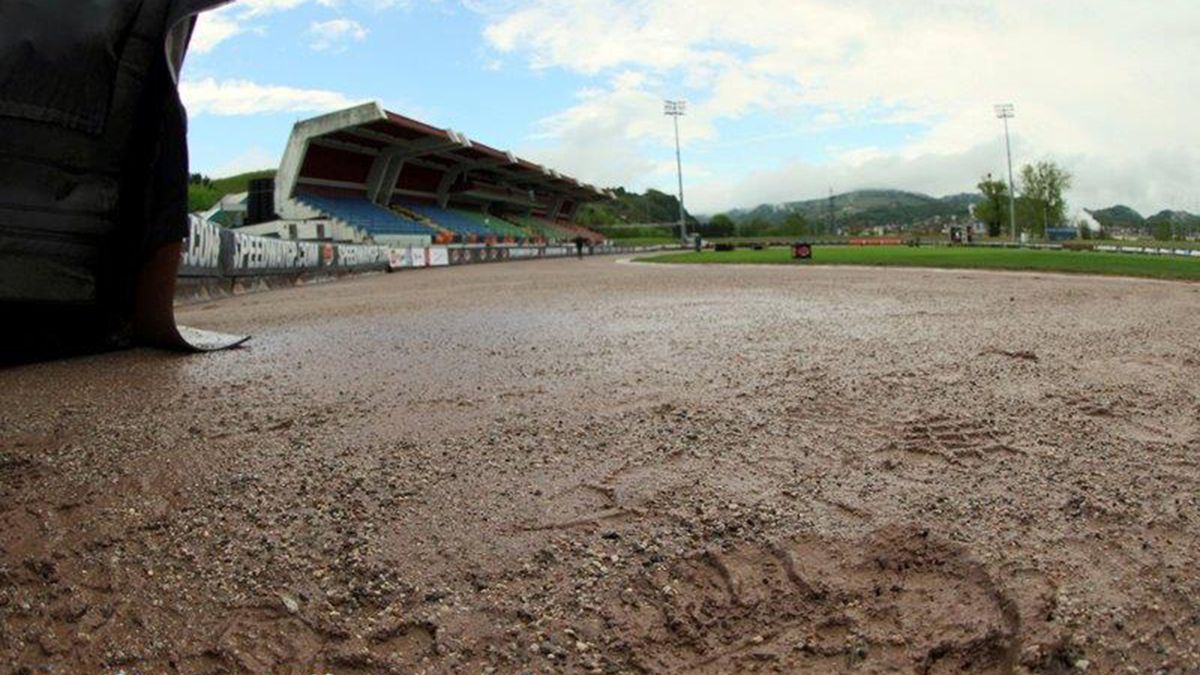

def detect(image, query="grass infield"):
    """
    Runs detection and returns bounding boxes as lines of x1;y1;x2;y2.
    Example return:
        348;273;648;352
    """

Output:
639;246;1200;282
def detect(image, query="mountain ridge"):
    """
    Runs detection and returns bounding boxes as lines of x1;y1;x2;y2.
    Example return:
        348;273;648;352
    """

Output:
723;189;981;228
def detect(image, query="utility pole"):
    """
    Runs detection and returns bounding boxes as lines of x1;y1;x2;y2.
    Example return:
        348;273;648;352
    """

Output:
995;104;1017;242
828;187;835;236
664;100;687;241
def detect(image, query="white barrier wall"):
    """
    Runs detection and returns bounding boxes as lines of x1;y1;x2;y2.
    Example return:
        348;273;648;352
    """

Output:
1095;244;1200;258
180;216;683;282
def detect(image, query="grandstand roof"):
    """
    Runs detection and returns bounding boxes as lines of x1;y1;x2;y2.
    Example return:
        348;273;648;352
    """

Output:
275;102;610;219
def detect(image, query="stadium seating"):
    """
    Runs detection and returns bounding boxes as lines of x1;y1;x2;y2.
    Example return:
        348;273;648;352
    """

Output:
502;215;604;243
400;202;529;240
298;194;436;237
451;209;532;240
503;215;571;241
294;195;603;245
556;222;606;243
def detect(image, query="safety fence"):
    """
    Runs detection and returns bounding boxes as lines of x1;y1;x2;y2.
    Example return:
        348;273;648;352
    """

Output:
178;216;684;284
967;241;1200;257
180;216;390;277
833;237;1200;258
1094;244;1200;258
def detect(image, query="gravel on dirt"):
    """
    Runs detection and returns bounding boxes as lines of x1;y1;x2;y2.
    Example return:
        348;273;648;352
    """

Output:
1;256;1198;673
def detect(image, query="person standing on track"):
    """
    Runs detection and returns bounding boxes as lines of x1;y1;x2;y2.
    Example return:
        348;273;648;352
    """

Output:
574;235;585;259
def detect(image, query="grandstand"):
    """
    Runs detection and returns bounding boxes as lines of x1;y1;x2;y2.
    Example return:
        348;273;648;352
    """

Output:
299;194;438;241
267;102;610;245
506;214;574;240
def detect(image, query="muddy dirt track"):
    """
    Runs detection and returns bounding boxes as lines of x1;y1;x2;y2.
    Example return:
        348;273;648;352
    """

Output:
2;256;1199;674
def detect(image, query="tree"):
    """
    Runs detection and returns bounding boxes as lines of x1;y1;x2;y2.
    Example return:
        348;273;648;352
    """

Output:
741;217;771;237
780;212;810;236
1019;161;1072;237
975;174;1009;238
703;214;736;238
1152;220;1174;242
188;173;213;188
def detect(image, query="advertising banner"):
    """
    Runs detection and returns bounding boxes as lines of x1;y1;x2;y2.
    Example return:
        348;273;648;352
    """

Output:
389;246;431;269
178;217;642;283
179;215;222;276
428;246;449;267
229;232;322;276
334;244;390;269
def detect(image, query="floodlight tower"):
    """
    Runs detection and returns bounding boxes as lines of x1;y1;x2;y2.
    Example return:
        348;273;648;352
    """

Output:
994;103;1017;241
664;100;688;241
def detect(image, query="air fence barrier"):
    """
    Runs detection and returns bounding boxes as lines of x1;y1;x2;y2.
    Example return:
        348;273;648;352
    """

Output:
176;216;683;301
1094;244;1200;259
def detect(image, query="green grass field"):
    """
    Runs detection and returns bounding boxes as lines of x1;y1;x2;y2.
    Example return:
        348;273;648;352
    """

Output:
639;246;1200;282
611;236;683;247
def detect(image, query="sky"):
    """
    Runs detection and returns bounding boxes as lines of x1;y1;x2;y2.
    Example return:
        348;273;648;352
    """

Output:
184;0;1200;216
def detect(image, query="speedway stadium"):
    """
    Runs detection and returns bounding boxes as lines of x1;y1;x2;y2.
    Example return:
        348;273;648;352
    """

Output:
234;101;610;247
3;2;1200;672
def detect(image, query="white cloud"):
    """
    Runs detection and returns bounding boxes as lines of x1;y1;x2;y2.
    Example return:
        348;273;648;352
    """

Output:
480;0;1200;214
180;77;364;115
307;18;369;51
239;0;311;18
190;6;245;54
189;0;409;54
315;0;417;9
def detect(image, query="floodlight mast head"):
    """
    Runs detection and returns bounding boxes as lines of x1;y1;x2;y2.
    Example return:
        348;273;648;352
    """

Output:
994;103;1014;119
664;100;686;116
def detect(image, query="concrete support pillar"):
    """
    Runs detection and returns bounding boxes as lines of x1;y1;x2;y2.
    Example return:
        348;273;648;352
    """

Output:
436;168;463;208
378;158;405;206
365;151;408;206
364;153;391;204
549;195;566;220
562;200;580;222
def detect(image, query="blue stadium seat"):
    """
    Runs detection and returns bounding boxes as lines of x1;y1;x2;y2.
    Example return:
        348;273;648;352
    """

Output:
399;202;501;238
298;194;436;236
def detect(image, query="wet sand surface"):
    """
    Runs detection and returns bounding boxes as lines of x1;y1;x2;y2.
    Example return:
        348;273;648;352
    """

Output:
2;257;1199;673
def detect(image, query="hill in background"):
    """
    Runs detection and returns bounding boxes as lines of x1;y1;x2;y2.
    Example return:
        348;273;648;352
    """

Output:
1087;205;1144;230
575;188;980;237
1088;205;1200;238
726;189;980;231
575;187;697;228
188;169;276;212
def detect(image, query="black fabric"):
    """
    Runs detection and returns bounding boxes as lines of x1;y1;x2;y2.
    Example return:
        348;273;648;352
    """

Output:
0;0;146;135
0;0;219;361
147;88;191;249
0;0;167;311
